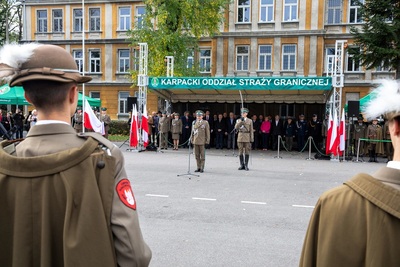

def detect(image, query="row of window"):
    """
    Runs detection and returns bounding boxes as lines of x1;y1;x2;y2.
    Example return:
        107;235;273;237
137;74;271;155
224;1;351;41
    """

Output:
238;0;364;24
73;45;391;74
36;6;145;33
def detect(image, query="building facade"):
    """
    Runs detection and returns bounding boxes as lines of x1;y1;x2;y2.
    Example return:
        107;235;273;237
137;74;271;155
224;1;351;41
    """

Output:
22;0;395;120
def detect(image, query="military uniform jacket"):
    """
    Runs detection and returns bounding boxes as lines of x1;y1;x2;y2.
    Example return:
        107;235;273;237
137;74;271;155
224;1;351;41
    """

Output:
367;124;382;144
190;120;210;145
300;168;400;267
171;119;182;134
159;116;170;133
73;112;83;130
353;123;367;140
0;124;151;267
235;117;254;143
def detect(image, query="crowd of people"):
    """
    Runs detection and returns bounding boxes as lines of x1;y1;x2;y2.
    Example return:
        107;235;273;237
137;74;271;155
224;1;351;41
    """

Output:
0;108;38;140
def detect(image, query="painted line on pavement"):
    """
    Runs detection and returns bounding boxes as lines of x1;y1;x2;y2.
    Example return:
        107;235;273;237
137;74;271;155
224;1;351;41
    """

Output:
292;205;315;208
241;201;267;205
192;197;217;201
145;194;169;198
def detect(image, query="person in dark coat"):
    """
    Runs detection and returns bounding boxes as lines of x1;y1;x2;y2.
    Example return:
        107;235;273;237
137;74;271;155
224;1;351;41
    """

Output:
226;112;236;149
214;113;226;149
13;108;25;139
307;114;322;151
181;111;192;148
270;115;284;150
251;114;261;150
296;114;308;151
283;117;296;151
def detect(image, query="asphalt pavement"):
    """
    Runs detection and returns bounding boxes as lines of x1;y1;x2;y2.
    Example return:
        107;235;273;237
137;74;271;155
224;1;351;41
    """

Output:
116;143;383;267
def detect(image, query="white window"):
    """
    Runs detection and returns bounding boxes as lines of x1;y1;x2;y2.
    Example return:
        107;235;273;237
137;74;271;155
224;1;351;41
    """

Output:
119;91;130;114
349;0;363;23
132;48;139;71
327;0;341;24
73;9;83;32
136;6;146;29
118;49;130;73
283;0;298;21
119;7;131;31
376;61;391;72
89;8;101;31
52;9;63;32
73;50;83;73
260;0;274;22
236;46;249;71
346;48;360;72
259;45;272;70
282;44;296;70
187;49;194;69
325;47;335;73
237;0;251;23
89;50;101;73
199;49;211;73
37;10;47;33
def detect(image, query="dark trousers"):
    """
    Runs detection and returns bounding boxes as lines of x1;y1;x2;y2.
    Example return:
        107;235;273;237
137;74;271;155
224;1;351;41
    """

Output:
216;132;224;149
15;125;23;139
262;133;270;149
227;132;236;149
297;134;306;151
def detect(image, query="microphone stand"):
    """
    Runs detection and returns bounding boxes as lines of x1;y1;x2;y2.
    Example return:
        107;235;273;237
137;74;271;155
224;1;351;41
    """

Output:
177;137;199;178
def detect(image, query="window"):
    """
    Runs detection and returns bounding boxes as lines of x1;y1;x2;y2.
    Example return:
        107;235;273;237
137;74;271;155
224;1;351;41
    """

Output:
282;44;296;70
236;46;249;71
325;47;335;73
237;0;250;23
283;0;298;21
376;62;391;72
118;49;130;73
327;0;341;24
37;10;47;33
346;48;360;72
260;0;274;22
89;50;101;73
136;6;145;29
132;48;139;71
89;8;100;31
119;7;131;31
73;9;83;32
119;92;130;114
349;0;363;23
52;9;63;32
90;91;100;99
258;45;272;70
73;50;83;73
199;49;211;73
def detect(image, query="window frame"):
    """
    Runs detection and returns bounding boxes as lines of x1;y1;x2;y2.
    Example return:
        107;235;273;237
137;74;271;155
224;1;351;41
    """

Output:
324;47;336;74
236;45;250;71
348;0;363;23
37;10;48;33
119;91;130;114
237;0;251;23
260;0;274;22
73;8;83;32
327;0;342;24
118;49;131;73
89;8;101;32
282;44;297;71
283;0;298;22
199;48;212;73
119;6;131;31
345;47;361;72
73;50;84;73
258;45;272;71
89;49;101;73
52;9;63;32
135;6;146;29
90;91;101;99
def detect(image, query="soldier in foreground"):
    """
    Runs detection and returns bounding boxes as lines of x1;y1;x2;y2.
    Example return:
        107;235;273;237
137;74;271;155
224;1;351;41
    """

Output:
190;110;210;173
299;80;400;266
0;43;151;266
235;108;254;170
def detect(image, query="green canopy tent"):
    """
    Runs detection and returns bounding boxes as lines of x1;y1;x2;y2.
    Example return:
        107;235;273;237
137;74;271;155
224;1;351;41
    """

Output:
344;91;377;113
0;84;101;107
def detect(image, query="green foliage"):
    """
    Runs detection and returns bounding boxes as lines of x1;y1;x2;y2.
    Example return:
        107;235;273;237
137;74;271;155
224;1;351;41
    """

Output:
109;120;130;135
350;0;400;78
128;0;231;79
0;0;23;45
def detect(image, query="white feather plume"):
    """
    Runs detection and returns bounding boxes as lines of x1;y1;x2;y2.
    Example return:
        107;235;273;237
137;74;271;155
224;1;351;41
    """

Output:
0;43;42;81
364;79;400;120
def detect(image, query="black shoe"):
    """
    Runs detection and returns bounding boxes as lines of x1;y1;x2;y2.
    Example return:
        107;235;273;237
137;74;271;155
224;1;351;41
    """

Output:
238;165;245;170
200;169;204;173
245;165;249;171
194;169;200;172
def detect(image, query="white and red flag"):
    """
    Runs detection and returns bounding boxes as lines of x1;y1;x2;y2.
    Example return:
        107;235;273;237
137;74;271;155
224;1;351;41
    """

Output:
83;99;105;135
325;109;333;155
141;105;149;148
129;104;139;147
329;107;339;156
338;108;346;155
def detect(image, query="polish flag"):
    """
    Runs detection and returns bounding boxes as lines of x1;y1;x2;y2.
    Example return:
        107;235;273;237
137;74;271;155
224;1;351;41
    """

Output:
329;107;339;156
129;104;139;147
141;105;149;148
325;109;333;155
338;108;346;155
83;99;105;135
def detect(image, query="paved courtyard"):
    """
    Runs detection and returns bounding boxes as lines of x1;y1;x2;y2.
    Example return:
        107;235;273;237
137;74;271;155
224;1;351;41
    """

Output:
117;143;383;267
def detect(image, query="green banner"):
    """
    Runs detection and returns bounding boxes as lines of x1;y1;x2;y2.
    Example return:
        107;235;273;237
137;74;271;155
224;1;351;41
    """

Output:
149;77;332;90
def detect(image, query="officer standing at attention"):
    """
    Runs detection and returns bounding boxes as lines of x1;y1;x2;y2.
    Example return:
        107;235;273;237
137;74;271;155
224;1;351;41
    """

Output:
0;43;151;266
73;106;83;133
99;107;111;139
235;108;254;171
158;111;170;149
190;110;210;173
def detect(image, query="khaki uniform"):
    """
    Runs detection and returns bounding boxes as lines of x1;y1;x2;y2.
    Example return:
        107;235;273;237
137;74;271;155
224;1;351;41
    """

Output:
158;116;170;149
353;122;367;155
171;118;182;140
0;123;152;267
73;111;83;133
235;117;254;155
190;119;210;171
300;169;400;267
99;113;111;138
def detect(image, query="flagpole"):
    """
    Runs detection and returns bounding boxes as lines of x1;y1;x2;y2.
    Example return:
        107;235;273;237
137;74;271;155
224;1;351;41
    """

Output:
81;0;86;133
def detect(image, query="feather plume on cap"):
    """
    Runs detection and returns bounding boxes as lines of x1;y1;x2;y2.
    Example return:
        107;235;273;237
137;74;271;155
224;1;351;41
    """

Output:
364;79;400;121
0;43;42;82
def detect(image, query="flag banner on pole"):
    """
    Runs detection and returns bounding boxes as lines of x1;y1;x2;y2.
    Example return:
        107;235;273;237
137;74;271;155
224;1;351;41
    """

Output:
141;105;149;148
326;108;333;155
339;108;346;155
129;104;139;147
329;107;339;156
83;99;105;135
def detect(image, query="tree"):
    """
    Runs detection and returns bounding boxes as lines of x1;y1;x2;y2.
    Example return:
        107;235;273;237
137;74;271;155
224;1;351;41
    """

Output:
128;0;230;81
350;0;400;79
0;0;23;45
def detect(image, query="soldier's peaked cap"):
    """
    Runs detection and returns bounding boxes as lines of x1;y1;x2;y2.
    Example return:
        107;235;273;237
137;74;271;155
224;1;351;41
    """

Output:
241;108;249;113
195;110;204;116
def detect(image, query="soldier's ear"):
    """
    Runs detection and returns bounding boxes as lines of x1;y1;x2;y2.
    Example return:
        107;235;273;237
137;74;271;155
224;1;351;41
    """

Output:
391;118;400;136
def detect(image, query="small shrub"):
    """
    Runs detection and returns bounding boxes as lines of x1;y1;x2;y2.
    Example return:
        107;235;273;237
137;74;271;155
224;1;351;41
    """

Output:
109;120;130;135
